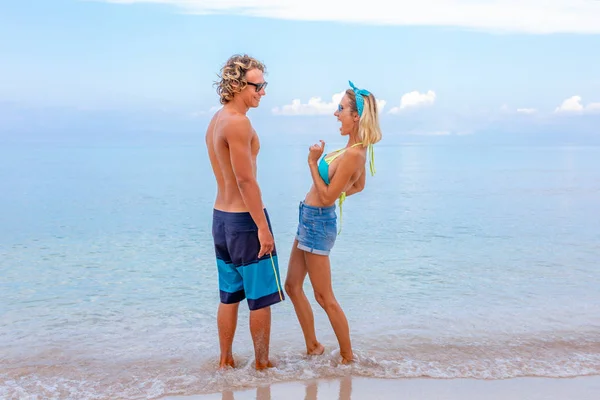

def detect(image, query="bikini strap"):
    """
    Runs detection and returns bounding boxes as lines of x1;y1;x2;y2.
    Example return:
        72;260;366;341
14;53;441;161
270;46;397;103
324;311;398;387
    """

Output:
337;192;347;235
324;142;363;164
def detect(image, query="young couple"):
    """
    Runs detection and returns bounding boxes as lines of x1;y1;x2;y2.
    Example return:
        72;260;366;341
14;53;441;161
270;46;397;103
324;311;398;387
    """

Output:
205;54;382;370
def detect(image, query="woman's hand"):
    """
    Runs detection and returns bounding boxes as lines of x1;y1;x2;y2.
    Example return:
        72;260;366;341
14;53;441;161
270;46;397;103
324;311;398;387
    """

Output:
308;140;325;164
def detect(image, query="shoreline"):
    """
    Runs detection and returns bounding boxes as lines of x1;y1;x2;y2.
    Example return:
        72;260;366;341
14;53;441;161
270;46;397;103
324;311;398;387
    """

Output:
162;375;600;400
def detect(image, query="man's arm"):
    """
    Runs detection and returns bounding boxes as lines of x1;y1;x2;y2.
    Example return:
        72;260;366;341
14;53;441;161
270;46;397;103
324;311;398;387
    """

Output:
225;116;273;257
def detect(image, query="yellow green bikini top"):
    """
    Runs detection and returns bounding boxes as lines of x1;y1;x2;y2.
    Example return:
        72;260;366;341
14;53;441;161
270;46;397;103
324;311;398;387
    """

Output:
317;142;376;234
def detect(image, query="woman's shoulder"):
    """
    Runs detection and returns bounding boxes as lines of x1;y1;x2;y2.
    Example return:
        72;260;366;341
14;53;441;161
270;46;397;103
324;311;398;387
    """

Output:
345;146;367;161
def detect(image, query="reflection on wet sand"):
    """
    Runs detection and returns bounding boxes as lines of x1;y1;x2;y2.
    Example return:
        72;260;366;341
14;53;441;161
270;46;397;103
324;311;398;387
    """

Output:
221;375;353;400
163;375;600;400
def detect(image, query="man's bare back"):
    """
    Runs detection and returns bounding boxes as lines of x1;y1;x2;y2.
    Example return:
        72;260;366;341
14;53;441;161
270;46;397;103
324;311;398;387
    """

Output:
205;109;261;212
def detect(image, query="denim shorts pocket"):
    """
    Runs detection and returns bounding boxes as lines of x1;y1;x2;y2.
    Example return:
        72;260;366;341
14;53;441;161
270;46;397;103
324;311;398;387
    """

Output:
299;220;316;238
322;219;337;247
323;219;337;238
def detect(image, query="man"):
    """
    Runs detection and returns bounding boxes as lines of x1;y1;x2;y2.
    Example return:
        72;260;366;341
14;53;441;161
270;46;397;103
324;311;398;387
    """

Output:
205;54;284;370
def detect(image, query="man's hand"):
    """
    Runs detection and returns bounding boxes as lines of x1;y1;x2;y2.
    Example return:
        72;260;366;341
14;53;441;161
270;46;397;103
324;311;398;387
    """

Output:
308;140;325;164
257;226;275;258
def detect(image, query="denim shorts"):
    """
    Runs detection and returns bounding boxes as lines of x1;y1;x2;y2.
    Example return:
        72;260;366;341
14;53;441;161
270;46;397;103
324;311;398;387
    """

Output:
295;201;337;256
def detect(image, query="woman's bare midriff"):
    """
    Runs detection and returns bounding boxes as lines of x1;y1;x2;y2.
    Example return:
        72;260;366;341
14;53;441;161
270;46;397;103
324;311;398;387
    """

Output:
303;186;337;208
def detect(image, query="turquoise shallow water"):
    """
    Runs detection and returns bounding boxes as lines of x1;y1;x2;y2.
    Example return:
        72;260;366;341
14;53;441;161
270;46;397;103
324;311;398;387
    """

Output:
1;137;599;399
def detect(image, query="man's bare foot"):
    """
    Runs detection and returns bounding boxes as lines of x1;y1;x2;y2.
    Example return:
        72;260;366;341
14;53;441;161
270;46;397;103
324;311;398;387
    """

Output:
307;342;325;356
255;360;274;371
218;357;235;369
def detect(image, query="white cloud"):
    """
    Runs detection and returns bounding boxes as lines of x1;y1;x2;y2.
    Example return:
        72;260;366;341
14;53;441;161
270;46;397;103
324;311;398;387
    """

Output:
554;96;600;114
272;92;344;116
99;1;600;34
587;103;600;113
555;96;584;113
389;90;436;114
376;100;387;113
516;108;537;114
190;105;221;118
272;92;387;116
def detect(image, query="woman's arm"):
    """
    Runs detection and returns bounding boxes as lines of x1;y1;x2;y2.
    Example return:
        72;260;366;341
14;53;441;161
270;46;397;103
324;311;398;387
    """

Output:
308;141;362;205
344;167;366;196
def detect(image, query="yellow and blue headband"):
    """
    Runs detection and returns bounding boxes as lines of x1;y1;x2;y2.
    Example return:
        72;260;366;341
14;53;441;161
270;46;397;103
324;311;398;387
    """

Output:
349;80;371;117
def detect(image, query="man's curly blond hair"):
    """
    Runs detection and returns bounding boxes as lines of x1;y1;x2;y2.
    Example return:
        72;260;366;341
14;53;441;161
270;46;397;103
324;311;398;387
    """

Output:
215;54;266;105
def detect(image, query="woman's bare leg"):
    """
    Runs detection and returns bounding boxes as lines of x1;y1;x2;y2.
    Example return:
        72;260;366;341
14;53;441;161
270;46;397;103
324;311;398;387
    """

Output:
304;252;353;363
284;239;324;355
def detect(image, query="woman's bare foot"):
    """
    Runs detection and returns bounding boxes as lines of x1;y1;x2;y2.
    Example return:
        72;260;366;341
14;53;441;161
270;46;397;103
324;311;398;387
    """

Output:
340;356;354;365
340;350;354;365
255;360;274;371
218;357;235;369
307;342;325;356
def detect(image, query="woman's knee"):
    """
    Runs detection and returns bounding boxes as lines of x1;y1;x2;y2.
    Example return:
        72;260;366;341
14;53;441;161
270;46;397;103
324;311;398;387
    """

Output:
284;280;302;298
314;291;338;312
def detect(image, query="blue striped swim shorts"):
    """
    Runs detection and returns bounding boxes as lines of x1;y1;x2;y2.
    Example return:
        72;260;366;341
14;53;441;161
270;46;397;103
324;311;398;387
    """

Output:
212;209;285;310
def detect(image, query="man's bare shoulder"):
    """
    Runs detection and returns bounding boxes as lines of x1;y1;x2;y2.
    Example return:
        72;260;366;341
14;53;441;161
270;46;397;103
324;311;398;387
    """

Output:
219;111;253;139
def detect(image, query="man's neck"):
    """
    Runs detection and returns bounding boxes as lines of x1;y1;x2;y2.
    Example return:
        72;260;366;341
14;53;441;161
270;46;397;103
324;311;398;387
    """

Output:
225;98;249;115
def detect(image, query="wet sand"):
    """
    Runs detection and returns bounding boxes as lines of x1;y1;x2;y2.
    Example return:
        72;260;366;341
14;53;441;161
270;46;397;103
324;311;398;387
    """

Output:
162;375;600;400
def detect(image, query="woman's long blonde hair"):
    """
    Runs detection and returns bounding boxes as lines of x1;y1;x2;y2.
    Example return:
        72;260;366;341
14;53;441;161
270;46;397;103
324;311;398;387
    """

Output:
346;89;382;146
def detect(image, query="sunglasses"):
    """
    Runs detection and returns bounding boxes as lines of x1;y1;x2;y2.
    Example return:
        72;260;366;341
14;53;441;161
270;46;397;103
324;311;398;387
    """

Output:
247;81;268;92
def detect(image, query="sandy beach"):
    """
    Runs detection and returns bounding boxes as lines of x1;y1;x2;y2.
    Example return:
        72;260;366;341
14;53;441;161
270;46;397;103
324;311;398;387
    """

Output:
162;375;600;400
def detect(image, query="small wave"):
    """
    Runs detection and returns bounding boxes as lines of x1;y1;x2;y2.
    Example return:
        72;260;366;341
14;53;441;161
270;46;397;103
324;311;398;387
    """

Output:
2;337;600;399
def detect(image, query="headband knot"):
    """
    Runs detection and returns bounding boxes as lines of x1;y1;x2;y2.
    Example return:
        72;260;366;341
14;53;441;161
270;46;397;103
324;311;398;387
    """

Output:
349;80;371;117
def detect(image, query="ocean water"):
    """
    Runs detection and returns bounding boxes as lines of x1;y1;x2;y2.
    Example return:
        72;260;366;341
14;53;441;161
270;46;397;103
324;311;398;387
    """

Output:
1;135;599;399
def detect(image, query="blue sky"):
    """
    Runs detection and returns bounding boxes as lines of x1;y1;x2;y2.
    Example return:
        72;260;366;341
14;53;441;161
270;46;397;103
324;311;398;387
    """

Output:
1;0;599;143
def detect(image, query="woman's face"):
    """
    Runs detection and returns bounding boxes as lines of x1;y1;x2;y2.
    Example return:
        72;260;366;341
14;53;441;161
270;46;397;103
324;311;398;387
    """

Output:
334;94;359;136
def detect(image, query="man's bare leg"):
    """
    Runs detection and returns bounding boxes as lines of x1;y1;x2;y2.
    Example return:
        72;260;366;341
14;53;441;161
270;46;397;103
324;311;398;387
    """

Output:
250;306;274;370
304;252;353;364
217;302;239;369
285;240;324;355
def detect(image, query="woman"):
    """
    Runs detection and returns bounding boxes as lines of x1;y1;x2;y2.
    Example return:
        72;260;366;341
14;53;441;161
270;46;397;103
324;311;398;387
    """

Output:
284;81;382;364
